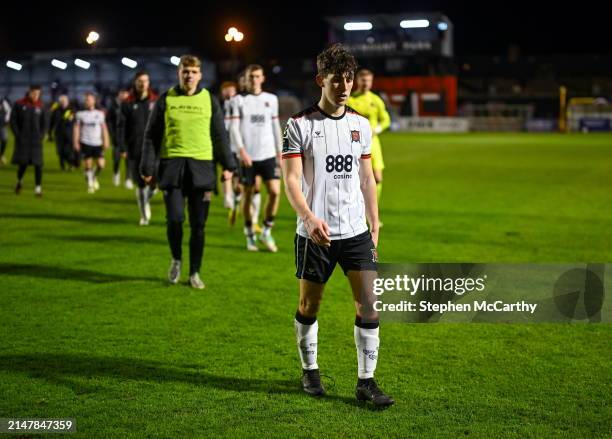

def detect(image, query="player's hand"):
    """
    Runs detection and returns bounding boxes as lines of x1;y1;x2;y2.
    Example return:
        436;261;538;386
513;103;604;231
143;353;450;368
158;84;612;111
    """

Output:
370;225;380;248
222;170;233;181
103;144;109;150
304;214;331;247
240;149;252;167
143;175;154;185
73;144;80;153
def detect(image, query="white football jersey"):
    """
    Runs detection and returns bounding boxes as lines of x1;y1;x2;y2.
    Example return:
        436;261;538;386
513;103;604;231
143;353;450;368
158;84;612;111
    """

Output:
282;105;372;240
75;109;105;146
232;92;279;161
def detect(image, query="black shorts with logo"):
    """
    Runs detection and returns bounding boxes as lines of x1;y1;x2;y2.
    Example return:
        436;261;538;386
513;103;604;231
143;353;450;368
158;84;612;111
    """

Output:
294;231;378;284
80;143;104;159
239;157;280;186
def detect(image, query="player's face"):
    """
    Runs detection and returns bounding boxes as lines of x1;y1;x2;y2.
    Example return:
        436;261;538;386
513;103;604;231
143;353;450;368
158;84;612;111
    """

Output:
247;69;265;92
319;72;354;107
58;95;69;107
135;75;150;95
357;74;373;92
118;90;129;101
221;86;237;100
179;65;202;90
28;89;41;101
84;94;96;109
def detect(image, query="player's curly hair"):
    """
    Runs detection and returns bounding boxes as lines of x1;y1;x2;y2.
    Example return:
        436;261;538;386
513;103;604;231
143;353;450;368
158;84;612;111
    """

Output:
316;44;358;80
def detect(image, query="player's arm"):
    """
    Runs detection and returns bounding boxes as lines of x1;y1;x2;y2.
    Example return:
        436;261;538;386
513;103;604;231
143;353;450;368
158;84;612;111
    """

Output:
101;122;110;150
2;100;11;124
282;156;331;247
72;118;81;152
375;94;391;134
209;94;236;176
272;96;282;164
119;102;129;151
229;99;250;167
359;125;380;246
281;119;330;246
48;108;58;140
40;108;48;141
9;105;20;139
140;95;166;182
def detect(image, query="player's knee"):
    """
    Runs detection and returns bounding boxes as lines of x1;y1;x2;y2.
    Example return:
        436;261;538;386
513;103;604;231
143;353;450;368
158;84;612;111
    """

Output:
299;298;321;317
189;219;206;232
167;216;184;225
356;300;379;321
268;187;280;198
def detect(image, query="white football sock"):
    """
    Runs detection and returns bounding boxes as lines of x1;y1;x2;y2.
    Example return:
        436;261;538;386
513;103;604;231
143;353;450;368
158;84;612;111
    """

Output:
85;169;94;186
251;192;261;224
224;190;234;209
136;188;147;218
295;318;318;371
354;325;379;379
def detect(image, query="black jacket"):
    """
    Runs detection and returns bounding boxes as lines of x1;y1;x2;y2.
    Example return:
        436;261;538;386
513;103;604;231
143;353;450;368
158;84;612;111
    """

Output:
140;85;236;190
10;96;46;166
48;104;74;143
121;92;157;159
107;98;125;149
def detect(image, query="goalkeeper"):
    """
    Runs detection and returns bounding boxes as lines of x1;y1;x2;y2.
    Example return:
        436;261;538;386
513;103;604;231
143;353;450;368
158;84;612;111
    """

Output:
347;68;390;203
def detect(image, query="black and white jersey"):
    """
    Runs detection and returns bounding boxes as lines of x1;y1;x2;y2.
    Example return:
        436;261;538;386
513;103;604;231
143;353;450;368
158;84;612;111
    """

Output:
231;92;280;161
282;105;372;240
75;109;105;146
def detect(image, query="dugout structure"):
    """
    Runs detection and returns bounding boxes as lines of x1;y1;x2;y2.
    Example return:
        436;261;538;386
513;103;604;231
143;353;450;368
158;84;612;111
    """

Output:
565;97;612;132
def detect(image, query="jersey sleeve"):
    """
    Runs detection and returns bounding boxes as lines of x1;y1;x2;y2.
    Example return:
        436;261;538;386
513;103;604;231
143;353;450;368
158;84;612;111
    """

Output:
281;117;303;159
272;95;279;120
230;96;241;119
360;119;372;159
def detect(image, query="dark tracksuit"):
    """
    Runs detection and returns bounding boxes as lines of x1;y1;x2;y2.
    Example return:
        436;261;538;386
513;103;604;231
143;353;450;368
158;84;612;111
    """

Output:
48;104;75;169
10;96;46;185
107;98;127;176
121;91;157;187
141;85;236;275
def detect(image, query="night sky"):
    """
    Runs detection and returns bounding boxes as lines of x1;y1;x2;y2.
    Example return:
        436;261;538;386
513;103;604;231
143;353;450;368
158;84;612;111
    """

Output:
1;1;609;58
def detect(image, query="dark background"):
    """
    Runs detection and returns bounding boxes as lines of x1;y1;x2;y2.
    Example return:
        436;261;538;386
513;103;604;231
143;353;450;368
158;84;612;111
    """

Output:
0;1;609;57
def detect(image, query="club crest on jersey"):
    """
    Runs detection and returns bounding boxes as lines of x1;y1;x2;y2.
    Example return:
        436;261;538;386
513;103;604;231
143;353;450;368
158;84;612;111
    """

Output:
351;130;360;142
371;248;378;263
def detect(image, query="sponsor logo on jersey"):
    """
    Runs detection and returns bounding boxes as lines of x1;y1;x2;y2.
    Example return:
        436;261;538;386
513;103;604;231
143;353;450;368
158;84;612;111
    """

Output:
351;130;360;142
313;130;324;139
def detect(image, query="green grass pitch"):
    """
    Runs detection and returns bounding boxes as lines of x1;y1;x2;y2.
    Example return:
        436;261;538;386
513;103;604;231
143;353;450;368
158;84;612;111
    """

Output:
1;132;611;437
